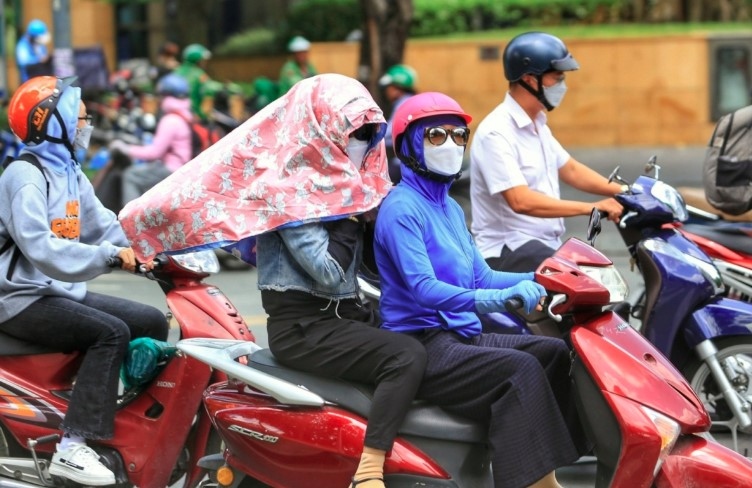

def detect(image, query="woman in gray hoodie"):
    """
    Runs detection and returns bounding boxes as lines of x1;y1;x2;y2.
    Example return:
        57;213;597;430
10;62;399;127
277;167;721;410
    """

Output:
0;76;168;486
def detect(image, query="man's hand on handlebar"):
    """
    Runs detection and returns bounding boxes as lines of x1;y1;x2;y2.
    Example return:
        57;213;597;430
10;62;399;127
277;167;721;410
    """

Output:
594;198;623;223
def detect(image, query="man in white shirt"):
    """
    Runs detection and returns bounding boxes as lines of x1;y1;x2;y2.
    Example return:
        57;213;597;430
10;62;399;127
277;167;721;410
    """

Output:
470;32;624;272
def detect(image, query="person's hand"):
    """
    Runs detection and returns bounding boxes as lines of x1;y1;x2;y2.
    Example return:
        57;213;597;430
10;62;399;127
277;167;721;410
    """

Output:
475;280;547;315
117;248;137;273
109;140;129;155
594;198;623;223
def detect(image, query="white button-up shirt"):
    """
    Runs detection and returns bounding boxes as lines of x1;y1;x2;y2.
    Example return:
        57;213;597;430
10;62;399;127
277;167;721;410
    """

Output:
470;93;570;259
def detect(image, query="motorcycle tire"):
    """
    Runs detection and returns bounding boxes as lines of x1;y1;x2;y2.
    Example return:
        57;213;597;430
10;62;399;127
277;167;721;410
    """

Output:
684;336;752;457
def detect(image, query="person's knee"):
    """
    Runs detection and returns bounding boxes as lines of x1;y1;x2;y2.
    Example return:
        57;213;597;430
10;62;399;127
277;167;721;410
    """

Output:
393;338;427;380
143;307;169;341
101;319;132;352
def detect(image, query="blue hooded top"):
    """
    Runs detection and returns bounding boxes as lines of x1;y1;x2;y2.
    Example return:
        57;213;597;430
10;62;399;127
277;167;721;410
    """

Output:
374;115;530;337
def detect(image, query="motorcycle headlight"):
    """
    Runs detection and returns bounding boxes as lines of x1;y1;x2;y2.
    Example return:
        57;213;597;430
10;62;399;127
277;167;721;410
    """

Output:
651;181;689;222
579;265;629;303
170;250;220;274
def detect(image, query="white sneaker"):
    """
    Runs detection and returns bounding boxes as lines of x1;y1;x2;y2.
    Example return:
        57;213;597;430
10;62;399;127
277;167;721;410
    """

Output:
49;443;116;486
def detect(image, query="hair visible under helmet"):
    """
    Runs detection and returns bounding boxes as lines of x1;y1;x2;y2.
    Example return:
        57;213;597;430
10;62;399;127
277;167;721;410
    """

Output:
503;31;579;111
391;92;472;182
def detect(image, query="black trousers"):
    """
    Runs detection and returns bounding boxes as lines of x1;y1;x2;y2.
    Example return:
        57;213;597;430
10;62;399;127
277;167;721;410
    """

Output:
266;301;426;452
0;292;168;439
485;239;557;273
414;331;587;488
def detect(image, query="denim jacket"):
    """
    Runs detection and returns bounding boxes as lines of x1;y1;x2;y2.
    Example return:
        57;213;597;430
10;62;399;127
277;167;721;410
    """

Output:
256;221;362;300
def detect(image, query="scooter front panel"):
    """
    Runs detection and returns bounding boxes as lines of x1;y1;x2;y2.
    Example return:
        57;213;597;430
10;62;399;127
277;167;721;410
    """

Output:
572;312;708;430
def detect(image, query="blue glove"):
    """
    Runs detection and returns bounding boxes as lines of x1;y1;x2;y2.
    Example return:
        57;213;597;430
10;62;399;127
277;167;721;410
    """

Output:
475;280;547;315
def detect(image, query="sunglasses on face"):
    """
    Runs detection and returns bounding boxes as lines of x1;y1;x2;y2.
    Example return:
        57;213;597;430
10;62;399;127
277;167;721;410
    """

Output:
424;126;470;146
78;115;93;125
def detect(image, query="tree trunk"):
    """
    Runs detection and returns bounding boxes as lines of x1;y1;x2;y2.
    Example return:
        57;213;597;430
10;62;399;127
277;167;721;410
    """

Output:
358;0;413;106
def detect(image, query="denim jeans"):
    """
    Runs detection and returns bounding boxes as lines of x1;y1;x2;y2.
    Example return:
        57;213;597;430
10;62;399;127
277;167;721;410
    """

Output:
0;292;168;439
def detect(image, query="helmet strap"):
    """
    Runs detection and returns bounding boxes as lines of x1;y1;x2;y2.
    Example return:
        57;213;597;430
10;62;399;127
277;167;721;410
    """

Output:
519;75;555;112
44;110;78;161
400;153;461;183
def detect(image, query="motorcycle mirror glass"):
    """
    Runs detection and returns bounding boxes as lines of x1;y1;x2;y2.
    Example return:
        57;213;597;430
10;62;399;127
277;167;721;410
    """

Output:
644;155;660;178
587;208;602;246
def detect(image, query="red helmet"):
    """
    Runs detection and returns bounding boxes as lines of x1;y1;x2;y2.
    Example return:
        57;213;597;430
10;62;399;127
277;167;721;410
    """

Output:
391;92;472;150
8;76;77;144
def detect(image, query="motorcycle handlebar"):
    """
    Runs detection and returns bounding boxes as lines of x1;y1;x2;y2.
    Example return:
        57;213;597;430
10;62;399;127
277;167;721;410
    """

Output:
106;256;160;275
504;297;524;313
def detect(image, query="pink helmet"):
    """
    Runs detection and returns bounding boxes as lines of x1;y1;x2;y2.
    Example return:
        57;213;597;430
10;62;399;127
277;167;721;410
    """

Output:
391;92;472;149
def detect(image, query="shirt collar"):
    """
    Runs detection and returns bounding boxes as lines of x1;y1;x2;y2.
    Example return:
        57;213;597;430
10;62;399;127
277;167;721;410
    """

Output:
503;91;547;130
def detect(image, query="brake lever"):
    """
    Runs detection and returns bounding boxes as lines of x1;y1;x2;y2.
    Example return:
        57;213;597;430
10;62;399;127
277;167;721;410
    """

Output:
547;294;566;323
619;210;638;229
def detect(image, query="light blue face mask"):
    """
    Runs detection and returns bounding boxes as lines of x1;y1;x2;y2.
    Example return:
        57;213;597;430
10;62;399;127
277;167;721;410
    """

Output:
542;80;568;109
74;124;94;150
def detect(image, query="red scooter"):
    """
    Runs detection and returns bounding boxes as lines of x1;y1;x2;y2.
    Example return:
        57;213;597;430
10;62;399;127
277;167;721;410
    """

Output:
676;212;752;303
178;215;752;488
0;250;254;488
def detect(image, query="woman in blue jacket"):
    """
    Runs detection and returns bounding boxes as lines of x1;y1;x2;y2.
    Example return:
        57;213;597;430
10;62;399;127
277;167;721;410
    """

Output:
374;92;587;488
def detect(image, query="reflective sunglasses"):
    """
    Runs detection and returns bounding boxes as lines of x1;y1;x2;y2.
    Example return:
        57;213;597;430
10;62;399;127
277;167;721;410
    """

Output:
424;126;470;146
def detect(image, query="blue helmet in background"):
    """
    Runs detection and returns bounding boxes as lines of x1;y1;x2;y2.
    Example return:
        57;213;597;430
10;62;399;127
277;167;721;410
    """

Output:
502;32;579;82
27;19;48;37
156;73;189;98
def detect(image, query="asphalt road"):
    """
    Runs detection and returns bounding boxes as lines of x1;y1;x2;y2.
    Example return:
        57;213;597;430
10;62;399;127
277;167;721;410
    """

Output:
89;145;708;487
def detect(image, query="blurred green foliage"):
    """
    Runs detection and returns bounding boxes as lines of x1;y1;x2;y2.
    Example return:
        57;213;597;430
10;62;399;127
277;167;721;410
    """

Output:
211;0;752;56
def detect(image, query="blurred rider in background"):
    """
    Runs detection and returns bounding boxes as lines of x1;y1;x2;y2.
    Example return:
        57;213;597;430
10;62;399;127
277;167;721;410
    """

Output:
16;19;53;83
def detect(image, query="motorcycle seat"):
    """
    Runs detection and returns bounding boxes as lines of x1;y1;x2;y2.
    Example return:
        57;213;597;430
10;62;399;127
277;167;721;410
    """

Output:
0;331;62;356
681;223;752;256
250;348;488;444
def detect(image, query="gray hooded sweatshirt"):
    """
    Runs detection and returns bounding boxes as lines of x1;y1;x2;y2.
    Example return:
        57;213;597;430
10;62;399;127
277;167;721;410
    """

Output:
0;83;126;322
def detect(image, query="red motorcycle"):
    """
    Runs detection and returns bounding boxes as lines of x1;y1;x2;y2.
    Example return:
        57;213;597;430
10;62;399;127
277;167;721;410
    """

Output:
676;213;752;303
0;250;254;488
178;215;752;488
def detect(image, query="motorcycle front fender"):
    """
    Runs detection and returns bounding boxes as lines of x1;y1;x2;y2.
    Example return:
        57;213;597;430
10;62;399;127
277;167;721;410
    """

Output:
684;297;752;348
656;434;752;487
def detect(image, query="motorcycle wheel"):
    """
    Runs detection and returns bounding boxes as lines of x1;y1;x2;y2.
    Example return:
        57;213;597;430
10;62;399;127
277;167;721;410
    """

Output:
684;336;752;457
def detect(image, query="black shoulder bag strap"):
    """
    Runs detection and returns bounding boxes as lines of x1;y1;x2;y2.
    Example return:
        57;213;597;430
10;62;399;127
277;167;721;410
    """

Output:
0;153;48;279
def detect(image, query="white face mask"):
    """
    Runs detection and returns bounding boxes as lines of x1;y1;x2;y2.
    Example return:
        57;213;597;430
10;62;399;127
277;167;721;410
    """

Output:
346;137;369;167
74;124;94;150
423;139;464;176
36;33;51;45
542;79;568;109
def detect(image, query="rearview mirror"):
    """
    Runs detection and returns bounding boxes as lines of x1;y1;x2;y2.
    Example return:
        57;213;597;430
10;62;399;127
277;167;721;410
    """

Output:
586;208;602;246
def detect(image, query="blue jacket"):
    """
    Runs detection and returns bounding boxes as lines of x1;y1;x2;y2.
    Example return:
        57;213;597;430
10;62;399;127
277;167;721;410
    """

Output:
374;168;527;337
256;221;362;300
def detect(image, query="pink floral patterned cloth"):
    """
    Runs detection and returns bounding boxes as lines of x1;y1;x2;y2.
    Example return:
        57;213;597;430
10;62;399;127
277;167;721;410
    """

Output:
118;73;391;263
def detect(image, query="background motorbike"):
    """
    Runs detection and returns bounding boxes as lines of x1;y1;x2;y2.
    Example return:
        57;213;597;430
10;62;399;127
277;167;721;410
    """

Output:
674;208;752;303
0;250;254;488
608;156;752;456
179;235;752;488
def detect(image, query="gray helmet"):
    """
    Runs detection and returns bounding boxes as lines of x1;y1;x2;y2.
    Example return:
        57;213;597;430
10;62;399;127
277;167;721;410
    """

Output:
503;32;579;82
